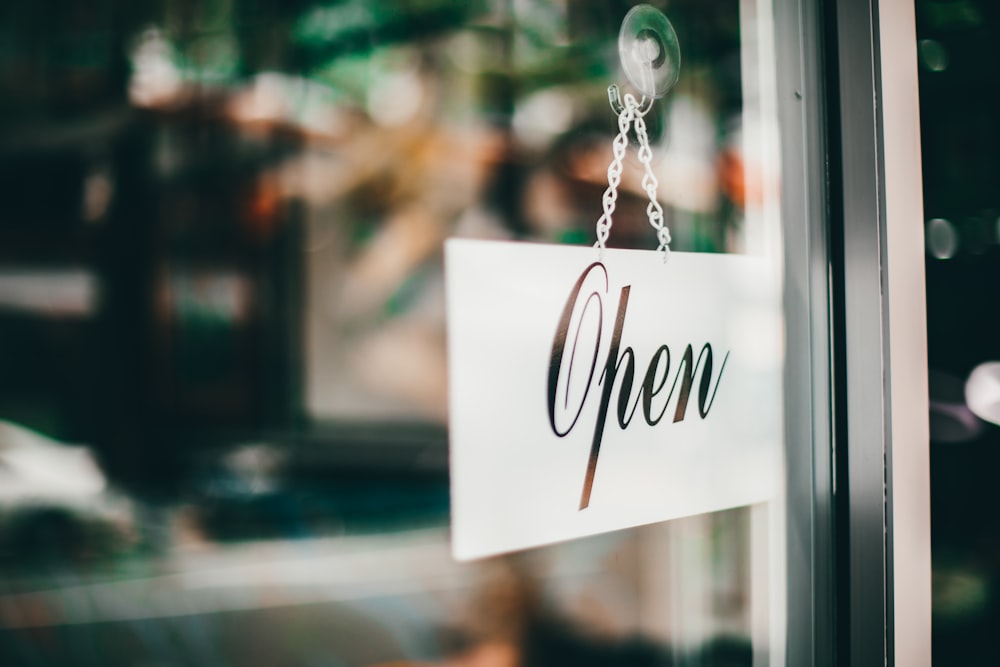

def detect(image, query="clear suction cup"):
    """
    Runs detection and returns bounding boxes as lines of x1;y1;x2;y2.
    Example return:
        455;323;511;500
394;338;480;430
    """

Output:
618;4;681;99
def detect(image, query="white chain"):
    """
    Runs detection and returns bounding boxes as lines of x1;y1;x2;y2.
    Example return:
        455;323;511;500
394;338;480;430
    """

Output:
632;106;671;260
595;100;634;256
594;93;671;262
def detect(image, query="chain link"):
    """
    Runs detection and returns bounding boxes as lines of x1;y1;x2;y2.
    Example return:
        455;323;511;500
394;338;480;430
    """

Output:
595;100;634;255
594;93;671;261
632;107;671;260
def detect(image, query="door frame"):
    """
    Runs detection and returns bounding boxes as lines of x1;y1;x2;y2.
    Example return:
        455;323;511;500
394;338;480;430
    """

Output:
827;0;931;664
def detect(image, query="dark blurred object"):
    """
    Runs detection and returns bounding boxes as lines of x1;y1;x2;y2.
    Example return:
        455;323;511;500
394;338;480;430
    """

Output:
2;600;409;667
928;369;985;443
522;620;750;667
0;109;305;498
192;439;449;541
918;0;1000;665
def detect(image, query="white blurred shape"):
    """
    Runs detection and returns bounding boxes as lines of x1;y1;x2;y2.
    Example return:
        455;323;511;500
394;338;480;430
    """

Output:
368;68;424;127
0;421;106;503
231;71;292;123
965;362;1000;427
659;95;718;212
926;218;958;259
665;95;716;157
229;71;343;134
512;90;574;148
128;27;183;108
0;269;96;318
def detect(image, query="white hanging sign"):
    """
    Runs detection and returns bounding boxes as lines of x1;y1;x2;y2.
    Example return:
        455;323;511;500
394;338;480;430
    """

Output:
445;239;782;560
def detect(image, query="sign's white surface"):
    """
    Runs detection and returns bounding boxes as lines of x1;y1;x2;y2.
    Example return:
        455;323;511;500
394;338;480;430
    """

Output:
446;239;782;560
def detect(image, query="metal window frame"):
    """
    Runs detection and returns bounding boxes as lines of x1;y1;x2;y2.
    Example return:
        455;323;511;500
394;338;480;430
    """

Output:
776;0;930;664
825;0;932;665
774;0;835;664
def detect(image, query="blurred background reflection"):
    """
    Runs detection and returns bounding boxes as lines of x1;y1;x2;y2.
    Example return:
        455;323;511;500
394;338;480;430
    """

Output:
0;1;774;665
917;2;1000;664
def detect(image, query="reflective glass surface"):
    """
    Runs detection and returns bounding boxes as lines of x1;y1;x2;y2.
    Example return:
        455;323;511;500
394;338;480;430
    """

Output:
0;2;789;665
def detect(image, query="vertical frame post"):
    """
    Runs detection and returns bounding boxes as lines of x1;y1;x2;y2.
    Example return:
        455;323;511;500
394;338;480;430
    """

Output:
773;0;835;664
829;0;931;664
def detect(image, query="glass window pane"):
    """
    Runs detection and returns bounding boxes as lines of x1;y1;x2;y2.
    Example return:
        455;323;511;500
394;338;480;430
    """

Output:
0;1;799;665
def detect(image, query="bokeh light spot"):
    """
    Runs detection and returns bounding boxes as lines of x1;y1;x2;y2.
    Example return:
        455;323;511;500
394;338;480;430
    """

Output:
919;39;949;72
926;218;958;259
965;362;1000;428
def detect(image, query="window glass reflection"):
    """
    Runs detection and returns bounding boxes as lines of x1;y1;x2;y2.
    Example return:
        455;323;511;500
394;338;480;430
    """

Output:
0;1;783;665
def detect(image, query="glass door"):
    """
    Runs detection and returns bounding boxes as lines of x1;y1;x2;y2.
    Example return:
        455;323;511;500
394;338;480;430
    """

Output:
0;0;935;665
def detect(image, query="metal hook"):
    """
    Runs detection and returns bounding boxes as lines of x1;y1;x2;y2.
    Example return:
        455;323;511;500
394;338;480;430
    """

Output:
607;84;654;117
